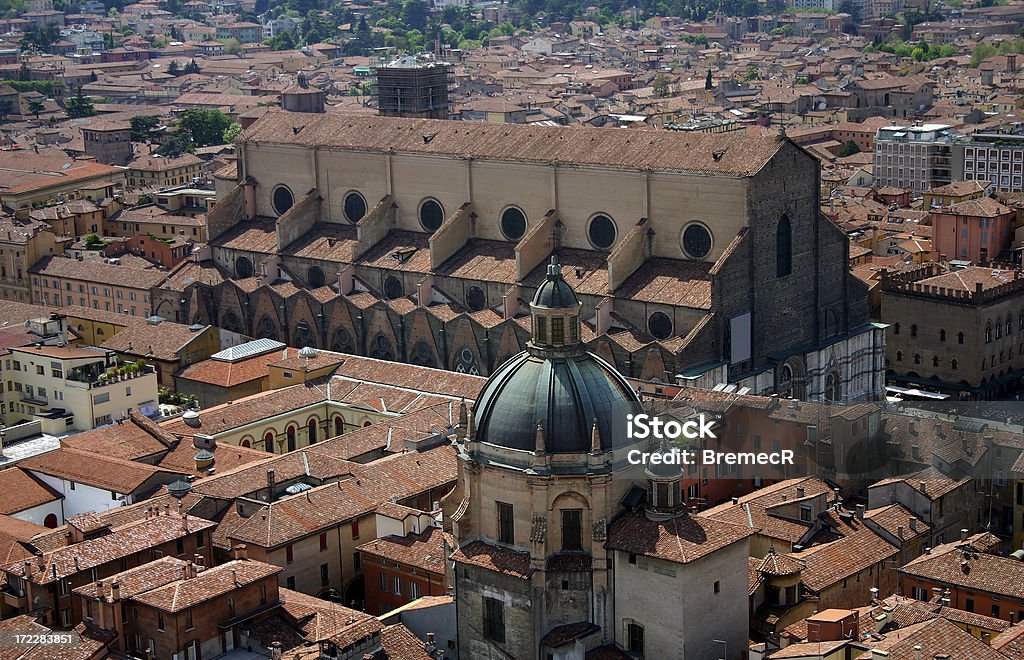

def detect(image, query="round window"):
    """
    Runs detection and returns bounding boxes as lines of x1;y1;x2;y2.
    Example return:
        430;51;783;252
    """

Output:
682;223;713;260
419;199;444;232
383;275;404;300
307;266;325;288
344;192;366;223
500;207;527;241
647;311;673;340
588;214;617;250
466;285;486;312
272;185;293;216
235;256;253;279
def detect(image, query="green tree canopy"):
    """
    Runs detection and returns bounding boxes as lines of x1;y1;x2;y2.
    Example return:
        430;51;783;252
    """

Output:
177;108;234;147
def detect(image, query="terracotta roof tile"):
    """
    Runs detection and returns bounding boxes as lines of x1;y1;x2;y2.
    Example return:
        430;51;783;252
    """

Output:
131;559;280;612
606;510;751;564
451;539;532;579
21;447;187;494
0;468;62;515
357;526;452;575
242;111;786;177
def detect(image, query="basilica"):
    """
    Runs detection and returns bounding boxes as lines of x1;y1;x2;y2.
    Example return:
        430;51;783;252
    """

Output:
154;111;885;401
446;260;753;659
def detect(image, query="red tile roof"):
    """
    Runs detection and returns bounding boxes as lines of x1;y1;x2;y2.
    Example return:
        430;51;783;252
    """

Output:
131;559;281;612
0;468;62;515
606;510;751;564
451;539;532;579
357;526;452;575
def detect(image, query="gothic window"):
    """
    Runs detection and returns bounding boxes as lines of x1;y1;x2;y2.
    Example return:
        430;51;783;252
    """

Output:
896;351;903;362
1007;317;1013;336
263;431;274;452
913;354;921;364
331;327;353;354
778;364;793;397
455;347;479;375
910;324;918;338
294;319;315;348
307;419;317;444
932;356;939;368
986;321;994;343
222;310;242;333
939;329;946;342
410;341;437;368
776;215;792;277
370;334;394;361
894;323;900;335
951;359;958;370
824;372;840;402
996;317;1003;339
286;426;296;452
257;316;277;340
1019;311;1024;330
334;416;344;436
958;332;965;344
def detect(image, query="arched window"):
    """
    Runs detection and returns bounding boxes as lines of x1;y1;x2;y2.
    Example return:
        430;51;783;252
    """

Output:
951;359;958;370
958;332;965;345
932;356;939;368
1008;317;1013;336
286;426;296;452
939;329;946;342
44;513;58;528
824;372;839;401
1019;310;1024;331
983;358;987;369
996;317;1003;339
257;316;277;340
910;324;918;337
894;323;900;335
263;431;274;452
986;321;994;343
776;215;792;277
455;347;479;375
294;319;316;348
308;419;317;444
896;351;903;362
913;354;921;364
411;341;437;368
332;327;353;354
334;416;344;437
370;335;394;361
240;438;251;448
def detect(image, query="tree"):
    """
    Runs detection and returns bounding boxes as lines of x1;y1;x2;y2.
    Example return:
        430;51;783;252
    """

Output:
167;60;182;76
130;115;160;141
156;130;193;157
223;38;241;55
222;122;242;143
177;108;234;147
838;140;861;157
26;98;44;119
64;86;96;118
401;0;428;32
652;74;671;98
183;59;201;74
705;70;714;90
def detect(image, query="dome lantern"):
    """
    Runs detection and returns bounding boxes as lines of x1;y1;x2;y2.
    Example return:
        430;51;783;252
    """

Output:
529;257;583;354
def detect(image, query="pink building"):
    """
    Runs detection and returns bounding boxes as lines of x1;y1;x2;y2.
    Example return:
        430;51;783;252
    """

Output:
931;197;1016;263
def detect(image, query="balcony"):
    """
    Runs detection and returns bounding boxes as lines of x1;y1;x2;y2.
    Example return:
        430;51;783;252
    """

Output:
3;590;26;609
66;362;156;390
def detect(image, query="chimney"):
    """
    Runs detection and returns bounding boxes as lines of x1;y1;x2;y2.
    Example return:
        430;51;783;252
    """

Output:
856;504;865;519
914;644;922;660
898;525;904;540
110;581;121;601
960;528;968;542
919;481;927;495
267;468;276;499
796;487;805;498
911;444;921;460
909;517;918;532
731;497;739;505
232;544;248;560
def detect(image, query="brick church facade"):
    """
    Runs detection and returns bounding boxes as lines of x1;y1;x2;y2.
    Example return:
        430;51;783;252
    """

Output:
153;112;885;402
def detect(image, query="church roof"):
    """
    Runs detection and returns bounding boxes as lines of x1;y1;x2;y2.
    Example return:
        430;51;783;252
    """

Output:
240;111;786;177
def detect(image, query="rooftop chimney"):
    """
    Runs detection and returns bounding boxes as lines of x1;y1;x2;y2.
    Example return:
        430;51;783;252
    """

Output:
856;504;865;519
110;581;121;600
796;487;805;498
267;468;276;499
909;517;918;532
961;528;968;542
232;544;248;561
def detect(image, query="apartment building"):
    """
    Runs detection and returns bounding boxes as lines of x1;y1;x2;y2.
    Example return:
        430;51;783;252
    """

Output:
0;215;65;304
29;254;165;317
873;124;953;194
930;197;1016;264
953;133;1024;194
126;153;204;190
3;343;158;432
107;205;208;243
0;511;215;630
